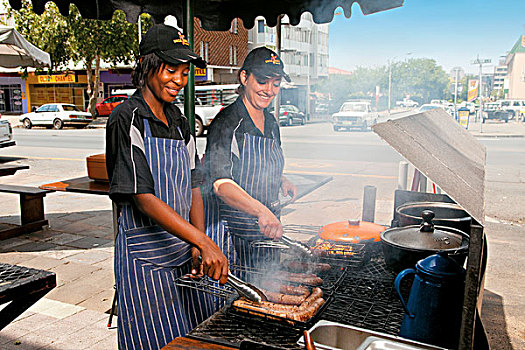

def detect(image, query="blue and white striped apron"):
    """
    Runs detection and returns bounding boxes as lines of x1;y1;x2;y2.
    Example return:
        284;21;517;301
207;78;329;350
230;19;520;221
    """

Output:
219;132;285;272
115;119;213;350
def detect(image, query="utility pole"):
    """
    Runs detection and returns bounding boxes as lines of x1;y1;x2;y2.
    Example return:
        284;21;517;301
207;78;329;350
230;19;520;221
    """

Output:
471;56;491;122
388;63;392;114
275;15;282;122
453;67;461;120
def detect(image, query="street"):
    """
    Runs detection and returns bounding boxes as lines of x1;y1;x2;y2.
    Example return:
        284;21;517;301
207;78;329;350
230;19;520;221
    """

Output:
0;121;524;349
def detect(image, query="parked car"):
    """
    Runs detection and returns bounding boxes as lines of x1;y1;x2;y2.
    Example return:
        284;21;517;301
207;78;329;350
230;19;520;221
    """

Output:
0;114;15;148
270;105;305;126
482;103;511;123
20;103;93;129
332;101;378;131
396;99;418;108
498;99;525;119
418;104;445;113
93;95;129;117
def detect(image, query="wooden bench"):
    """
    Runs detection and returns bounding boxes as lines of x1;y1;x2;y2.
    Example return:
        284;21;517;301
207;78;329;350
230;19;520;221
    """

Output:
0;184;53;240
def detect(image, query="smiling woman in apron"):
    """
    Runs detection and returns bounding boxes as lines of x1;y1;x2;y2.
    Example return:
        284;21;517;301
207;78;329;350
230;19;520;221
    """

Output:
204;47;297;277
106;24;228;350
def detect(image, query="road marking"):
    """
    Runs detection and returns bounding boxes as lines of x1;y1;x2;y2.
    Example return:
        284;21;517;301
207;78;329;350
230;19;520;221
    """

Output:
285;169;397;179
0;155;85;161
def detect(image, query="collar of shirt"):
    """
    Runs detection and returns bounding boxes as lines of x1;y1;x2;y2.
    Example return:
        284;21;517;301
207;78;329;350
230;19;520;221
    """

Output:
130;90;185;129
233;97;278;139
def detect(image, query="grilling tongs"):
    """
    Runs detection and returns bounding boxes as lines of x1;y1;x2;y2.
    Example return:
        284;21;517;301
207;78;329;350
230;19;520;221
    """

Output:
280;235;313;258
227;272;268;303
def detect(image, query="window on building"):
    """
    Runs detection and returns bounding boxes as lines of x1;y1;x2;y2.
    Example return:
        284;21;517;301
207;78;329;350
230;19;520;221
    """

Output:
258;20;265;33
229;46;233;65
200;42;209;62
233;46;237;65
230;18;238;34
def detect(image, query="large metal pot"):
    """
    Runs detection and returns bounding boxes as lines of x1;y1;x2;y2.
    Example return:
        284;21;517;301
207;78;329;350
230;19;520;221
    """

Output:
381;210;469;272
396;201;471;235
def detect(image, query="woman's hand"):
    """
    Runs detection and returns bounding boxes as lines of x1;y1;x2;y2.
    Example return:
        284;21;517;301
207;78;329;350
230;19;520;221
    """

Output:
191;247;204;277
257;207;283;240
281;176;297;201
199;241;229;285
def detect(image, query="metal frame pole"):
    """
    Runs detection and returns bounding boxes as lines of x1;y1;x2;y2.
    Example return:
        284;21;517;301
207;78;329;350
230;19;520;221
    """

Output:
183;0;196;134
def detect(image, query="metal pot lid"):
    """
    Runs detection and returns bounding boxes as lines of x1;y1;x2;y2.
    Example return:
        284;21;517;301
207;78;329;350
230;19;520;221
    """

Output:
416;251;466;278
396;201;470;221
381;210;464;250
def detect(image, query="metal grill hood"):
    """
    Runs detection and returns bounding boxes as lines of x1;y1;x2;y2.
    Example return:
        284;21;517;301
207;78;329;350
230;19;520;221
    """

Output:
372;109;486;225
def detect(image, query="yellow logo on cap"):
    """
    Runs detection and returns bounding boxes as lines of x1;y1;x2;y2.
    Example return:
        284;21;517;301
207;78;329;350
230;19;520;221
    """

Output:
265;54;281;65
173;33;189;46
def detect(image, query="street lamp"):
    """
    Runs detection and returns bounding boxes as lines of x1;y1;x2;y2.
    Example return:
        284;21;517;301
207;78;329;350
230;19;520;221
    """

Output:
387;52;411;114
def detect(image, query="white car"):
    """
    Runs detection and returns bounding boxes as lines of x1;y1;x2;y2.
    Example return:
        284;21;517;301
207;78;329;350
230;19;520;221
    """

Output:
20;104;93;129
0;116;15;148
332;101;378;131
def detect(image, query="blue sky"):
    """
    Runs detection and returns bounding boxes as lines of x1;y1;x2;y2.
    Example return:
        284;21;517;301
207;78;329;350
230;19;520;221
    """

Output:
329;0;525;75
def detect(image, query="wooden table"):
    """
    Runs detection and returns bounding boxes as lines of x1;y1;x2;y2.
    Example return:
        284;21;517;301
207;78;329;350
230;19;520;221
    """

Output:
163;337;235;350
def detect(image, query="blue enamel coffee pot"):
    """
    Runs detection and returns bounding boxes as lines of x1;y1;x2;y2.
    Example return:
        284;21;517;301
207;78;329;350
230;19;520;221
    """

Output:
394;251;465;349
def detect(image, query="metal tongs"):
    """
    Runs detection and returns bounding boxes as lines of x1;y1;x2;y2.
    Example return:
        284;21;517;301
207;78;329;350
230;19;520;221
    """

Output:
279;235;313;258
195;256;267;303
227;272;268;303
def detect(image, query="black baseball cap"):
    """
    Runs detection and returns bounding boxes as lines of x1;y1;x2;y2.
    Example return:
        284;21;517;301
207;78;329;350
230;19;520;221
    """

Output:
241;47;291;82
140;24;206;69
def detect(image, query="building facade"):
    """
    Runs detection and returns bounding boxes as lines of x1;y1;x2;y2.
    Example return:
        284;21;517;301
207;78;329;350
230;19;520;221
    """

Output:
194;18;249;84
505;35;525;99
248;13;329;118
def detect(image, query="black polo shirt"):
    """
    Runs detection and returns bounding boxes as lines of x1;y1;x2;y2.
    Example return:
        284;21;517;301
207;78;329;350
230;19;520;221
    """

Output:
106;90;203;204
204;97;281;187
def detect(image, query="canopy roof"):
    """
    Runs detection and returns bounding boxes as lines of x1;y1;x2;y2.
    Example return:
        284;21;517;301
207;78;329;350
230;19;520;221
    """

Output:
8;0;404;30
0;25;51;68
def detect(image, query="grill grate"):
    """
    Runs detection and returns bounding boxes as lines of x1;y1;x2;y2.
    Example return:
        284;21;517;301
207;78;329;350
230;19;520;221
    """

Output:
322;296;405;335
189;307;304;349
0;263;55;294
307;236;369;268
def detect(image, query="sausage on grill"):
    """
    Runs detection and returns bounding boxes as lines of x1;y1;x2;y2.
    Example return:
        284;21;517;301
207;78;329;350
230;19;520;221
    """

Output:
284;261;332;273
261;280;310;296
262;290;307;306
281;272;323;286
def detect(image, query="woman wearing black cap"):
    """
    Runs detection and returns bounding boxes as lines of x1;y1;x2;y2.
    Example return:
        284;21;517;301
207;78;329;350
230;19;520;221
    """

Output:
106;24;228;349
204;47;297;274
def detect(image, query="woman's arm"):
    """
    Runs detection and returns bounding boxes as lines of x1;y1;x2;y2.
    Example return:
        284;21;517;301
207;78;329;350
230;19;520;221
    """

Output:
133;193;228;284
189;187;205;276
213;179;283;240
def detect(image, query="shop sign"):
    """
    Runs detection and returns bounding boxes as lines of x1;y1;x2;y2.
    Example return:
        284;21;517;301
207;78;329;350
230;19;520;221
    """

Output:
195;67;207;81
37;75;76;84
467;80;478;102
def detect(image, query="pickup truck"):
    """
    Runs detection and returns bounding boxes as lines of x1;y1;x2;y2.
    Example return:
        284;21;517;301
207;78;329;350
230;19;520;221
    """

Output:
0;115;15;148
332;101;378;131
396;99;418;108
174;96;224;137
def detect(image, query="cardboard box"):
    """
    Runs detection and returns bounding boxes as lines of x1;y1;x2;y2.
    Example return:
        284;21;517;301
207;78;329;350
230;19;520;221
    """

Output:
86;154;109;181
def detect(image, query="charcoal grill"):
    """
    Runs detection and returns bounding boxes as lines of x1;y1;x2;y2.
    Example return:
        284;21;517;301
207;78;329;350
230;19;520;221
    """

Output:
0;263;56;330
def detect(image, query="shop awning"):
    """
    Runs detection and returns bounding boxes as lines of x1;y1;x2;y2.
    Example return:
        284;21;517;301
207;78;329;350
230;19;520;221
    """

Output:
8;0;404;30
0;26;51;68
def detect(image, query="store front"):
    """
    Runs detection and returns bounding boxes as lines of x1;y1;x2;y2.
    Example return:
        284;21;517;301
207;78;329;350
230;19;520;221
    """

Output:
26;73;88;111
0;74;27;114
100;69;133;99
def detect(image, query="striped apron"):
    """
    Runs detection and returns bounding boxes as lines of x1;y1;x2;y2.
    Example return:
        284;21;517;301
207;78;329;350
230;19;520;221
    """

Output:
219;132;285;273
115;119;212;350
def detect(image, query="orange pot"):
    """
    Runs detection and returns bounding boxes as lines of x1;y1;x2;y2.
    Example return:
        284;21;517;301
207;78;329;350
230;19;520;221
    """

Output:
318;220;385;243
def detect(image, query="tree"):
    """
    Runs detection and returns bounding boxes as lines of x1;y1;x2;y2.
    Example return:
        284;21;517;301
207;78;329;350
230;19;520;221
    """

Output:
7;0;152;116
313;58;450;111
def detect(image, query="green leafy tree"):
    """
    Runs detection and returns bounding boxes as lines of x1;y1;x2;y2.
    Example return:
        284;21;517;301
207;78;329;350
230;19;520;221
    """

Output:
7;0;152;116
